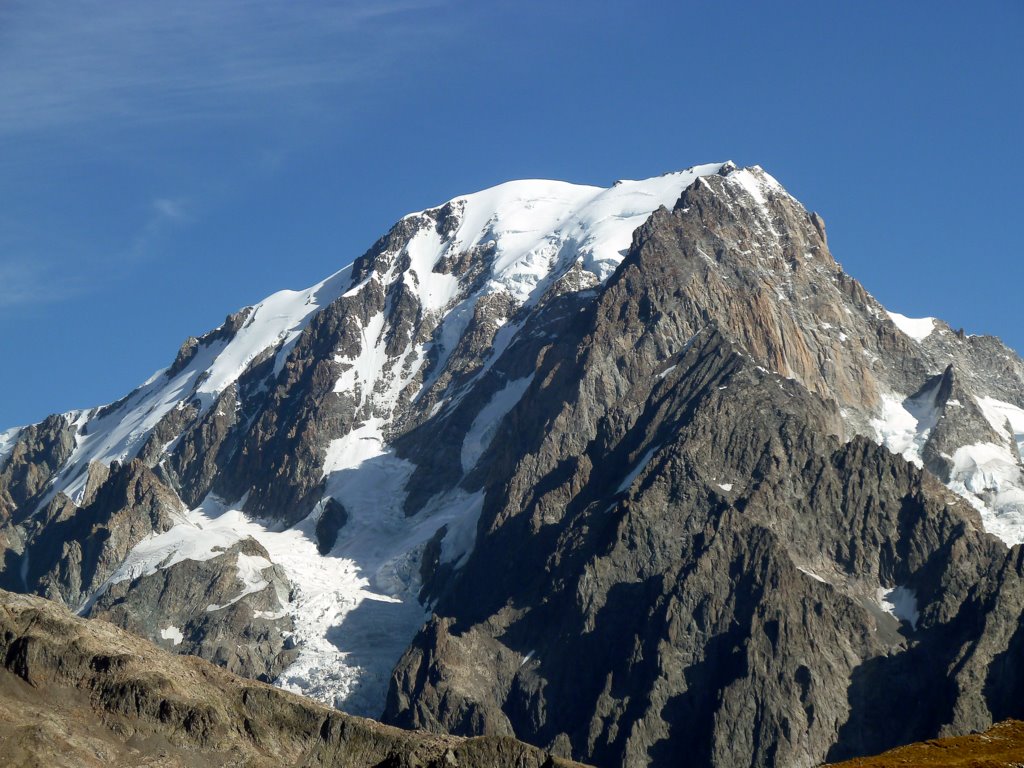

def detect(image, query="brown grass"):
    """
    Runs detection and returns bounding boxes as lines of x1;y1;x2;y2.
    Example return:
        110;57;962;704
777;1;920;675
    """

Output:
824;720;1024;767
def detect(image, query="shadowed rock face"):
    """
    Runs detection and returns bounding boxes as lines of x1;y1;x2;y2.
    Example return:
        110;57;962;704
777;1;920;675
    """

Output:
0;588;585;768
1;164;1024;767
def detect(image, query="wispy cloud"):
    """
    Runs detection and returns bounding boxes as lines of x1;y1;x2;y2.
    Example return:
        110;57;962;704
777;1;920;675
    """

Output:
0;190;192;310
153;198;188;222
0;1;465;307
0;258;87;309
0;0;456;137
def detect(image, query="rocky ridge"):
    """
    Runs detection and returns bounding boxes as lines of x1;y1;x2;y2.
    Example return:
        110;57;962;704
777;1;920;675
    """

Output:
823;719;1024;767
0;587;583;767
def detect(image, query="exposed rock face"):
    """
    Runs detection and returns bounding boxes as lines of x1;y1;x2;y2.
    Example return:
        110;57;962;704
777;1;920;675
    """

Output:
2;163;1024;767
89;537;297;682
0;588;584;768
1;459;182;607
0;413;77;521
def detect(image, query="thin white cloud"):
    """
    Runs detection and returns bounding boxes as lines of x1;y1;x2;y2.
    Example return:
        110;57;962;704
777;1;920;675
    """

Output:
0;259;87;309
0;192;193;310
153;198;187;221
0;0;457;137
0;0;466;308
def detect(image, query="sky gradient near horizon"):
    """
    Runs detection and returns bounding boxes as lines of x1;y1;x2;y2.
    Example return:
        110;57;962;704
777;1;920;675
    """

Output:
1;1;1022;428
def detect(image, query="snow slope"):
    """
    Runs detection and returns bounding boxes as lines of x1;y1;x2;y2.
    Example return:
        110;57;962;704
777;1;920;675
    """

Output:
887;311;936;342
35;268;354;511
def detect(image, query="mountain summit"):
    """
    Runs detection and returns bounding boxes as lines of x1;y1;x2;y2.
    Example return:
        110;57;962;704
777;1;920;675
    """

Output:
3;163;1024;767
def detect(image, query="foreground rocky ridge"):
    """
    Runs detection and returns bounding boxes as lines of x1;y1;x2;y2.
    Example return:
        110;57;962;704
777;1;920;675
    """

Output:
1;163;1024;766
823;719;1024;767
0;588;583;767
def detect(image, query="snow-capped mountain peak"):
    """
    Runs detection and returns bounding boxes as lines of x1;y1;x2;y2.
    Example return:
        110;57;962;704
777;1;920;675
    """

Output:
4;161;1024;751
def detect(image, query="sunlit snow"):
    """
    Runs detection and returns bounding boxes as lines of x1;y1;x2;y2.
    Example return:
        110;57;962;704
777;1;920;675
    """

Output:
887;311;935;342
159;625;184;645
870;391;939;468
797;566;828;584
871;389;1024;546
35;267;355;510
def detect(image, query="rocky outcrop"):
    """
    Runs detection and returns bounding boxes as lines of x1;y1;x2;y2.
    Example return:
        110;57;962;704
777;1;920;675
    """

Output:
386;323;1024;765
88;537;297;682
0;588;585;768
166;308;254;379
0;456;296;683
0;413;78;521
0;459;183;608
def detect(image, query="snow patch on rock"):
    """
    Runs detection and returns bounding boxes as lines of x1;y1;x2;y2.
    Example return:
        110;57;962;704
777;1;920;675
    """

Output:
797;566;828;584
887;311;935;342
159;625;184;645
870;392;939;468
617;446;660;493
0;427;22;467
877;586;919;630
206;553;274;612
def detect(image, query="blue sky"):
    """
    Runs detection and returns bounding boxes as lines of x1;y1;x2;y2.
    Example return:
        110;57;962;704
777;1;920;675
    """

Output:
1;1;1021;428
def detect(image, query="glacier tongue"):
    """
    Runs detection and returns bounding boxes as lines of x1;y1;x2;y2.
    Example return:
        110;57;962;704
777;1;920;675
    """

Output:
946;394;1024;545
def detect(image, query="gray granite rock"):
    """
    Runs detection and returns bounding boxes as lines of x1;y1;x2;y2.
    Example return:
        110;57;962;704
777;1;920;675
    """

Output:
88;537;297;682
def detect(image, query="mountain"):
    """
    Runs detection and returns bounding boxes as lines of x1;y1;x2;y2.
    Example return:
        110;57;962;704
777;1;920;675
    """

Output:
0;587;583;767
2;162;1024;767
